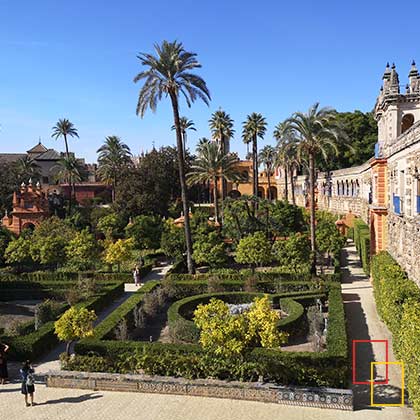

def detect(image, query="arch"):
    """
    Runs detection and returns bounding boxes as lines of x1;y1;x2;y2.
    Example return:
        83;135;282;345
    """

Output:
228;189;241;199
21;222;36;232
268;186;277;201
401;114;415;134
257;187;265;199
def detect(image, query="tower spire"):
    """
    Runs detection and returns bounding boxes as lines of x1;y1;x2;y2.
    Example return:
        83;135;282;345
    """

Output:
408;60;419;93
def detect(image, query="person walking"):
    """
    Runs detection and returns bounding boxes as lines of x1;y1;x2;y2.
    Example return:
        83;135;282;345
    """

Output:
133;265;141;287
0;342;9;384
20;360;35;407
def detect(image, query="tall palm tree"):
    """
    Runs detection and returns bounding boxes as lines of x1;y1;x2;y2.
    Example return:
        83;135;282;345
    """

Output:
259;145;276;200
242;113;267;198
171;116;196;160
97;135;132;202
187;142;243;224
52;156;83;208
51;118;79;158
274;121;292;202
14;156;41;184
209;109;235;202
134;40;211;274
284;103;346;273
285;139;300;205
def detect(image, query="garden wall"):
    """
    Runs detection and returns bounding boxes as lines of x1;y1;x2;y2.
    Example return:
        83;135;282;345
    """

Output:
46;370;353;411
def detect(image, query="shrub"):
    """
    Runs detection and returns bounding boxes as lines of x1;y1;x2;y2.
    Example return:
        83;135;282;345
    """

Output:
235;232;272;271
371;252;420;417
353;219;370;274
125;215;163;250
65;229;98;271
169;319;200;344
55;307;97;355
35;299;62;328
272;234;311;272
193;232;227;268
60;353;115;373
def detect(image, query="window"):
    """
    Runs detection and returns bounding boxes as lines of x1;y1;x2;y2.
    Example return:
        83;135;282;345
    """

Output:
401;114;415;134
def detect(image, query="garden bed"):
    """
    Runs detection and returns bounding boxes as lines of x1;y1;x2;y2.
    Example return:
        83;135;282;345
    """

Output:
73;276;348;388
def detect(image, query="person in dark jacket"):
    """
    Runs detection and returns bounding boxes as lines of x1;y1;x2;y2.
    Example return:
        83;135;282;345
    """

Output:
20;360;35;407
0;342;9;384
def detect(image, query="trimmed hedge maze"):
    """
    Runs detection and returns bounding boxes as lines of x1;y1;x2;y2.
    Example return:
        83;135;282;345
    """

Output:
73;274;348;388
0;279;125;361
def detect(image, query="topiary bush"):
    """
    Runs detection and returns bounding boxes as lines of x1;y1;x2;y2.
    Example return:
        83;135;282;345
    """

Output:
353;218;370;274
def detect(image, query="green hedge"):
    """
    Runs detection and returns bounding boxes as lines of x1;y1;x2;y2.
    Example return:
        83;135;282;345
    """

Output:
277;298;305;335
0;264;153;283
74;283;348;388
91;281;160;340
4;282;125;361
353;219;370;274
371;252;420;418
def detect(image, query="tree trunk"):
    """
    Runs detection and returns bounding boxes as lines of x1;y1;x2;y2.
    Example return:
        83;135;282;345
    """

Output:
252;136;258;197
182;132;186;163
169;92;195;274
213;176;219;224
64;134;69;159
290;166;296;205
309;153;317;274
284;165;289;202
220;133;227;223
66;340;73;356
267;169;271;201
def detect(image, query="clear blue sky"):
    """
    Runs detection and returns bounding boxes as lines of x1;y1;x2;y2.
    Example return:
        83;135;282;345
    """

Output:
1;0;419;162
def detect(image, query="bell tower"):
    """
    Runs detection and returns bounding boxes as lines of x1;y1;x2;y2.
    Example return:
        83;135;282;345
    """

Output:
375;62;420;157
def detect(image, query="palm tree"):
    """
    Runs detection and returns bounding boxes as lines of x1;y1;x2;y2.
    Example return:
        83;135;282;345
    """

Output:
14;156;41;184
284;103;346;273
209;109;235;202
134;40;211;274
242;113;267;198
285;139;300;205
51;118;79;158
196;137;210;153
52;156;83;208
171;117;196;160
259;145;276;200
97;136;132;202
187;142;243;224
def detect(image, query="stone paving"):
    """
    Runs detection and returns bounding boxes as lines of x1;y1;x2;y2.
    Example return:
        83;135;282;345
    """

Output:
0;250;416;419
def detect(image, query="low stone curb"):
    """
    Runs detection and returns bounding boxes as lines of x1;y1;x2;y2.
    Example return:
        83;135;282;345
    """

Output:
45;370;353;411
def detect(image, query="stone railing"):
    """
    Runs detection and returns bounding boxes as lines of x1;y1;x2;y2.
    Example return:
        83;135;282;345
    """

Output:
45;370;353;411
385;121;420;157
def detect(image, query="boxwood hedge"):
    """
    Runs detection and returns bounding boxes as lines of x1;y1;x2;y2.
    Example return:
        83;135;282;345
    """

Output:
353;219;370;274
372;252;420;418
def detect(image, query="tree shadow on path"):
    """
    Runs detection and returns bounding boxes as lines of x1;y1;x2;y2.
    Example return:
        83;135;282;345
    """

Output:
36;393;103;405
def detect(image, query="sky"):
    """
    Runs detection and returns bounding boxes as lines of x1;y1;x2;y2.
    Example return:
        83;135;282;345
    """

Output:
1;0;419;163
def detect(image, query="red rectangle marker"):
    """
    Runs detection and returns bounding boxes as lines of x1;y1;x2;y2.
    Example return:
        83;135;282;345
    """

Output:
352;339;389;385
